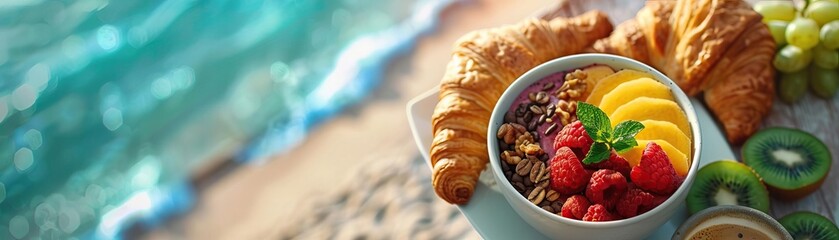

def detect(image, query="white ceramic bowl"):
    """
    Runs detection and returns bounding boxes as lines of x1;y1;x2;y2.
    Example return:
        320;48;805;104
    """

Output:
487;53;702;240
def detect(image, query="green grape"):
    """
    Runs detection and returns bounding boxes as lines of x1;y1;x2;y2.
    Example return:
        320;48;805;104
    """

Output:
779;70;809;103
821;20;839;49
754;1;796;22
786;18;821;49
809;65;839;98
804;1;839;26
774;45;814;73
813;44;839;68
767;20;789;45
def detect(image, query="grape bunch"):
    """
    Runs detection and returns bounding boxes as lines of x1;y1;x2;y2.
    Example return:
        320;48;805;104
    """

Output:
755;0;839;102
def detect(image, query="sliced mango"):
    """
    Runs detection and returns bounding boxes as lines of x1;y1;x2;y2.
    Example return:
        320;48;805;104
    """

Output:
599;78;674;115
580;65;616;97
609;97;692;139
585;69;654;105
636;120;692;159
620;140;690;177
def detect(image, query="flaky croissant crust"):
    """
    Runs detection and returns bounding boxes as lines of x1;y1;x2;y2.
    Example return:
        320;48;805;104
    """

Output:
430;11;613;204
591;0;776;144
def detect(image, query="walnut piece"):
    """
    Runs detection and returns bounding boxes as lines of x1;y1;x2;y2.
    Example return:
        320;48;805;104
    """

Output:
555;69;588;101
555;100;578;126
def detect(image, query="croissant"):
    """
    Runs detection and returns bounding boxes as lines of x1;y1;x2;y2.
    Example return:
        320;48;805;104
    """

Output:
430;11;613;205
591;0;776;144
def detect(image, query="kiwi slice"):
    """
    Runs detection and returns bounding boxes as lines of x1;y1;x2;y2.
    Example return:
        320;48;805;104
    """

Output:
742;127;832;200
686;160;770;215
779;211;839;240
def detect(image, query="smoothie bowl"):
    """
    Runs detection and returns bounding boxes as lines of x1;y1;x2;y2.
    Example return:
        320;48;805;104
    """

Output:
487;54;702;239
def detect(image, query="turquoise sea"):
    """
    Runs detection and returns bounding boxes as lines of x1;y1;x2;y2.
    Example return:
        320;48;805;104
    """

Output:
0;0;452;238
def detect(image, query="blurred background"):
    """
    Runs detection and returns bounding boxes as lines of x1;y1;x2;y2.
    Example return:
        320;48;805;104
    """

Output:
0;0;553;239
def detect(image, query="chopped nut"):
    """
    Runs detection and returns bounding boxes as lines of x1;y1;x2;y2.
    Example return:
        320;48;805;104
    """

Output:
511;122;527;133
515;131;535;149
497;123;512;139
501;151;523;165
522;143;543;156
555;100;578;126
556;69;588;101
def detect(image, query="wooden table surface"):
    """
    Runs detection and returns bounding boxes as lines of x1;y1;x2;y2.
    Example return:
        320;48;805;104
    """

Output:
143;0;838;239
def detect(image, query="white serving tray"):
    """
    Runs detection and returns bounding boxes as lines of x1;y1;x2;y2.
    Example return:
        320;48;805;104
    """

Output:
406;88;735;239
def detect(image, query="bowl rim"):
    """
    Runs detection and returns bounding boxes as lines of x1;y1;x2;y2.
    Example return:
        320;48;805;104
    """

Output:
486;53;702;228
671;205;793;240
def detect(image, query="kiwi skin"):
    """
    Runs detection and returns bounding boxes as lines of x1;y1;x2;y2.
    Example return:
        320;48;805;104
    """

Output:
770;176;827;201
779;211;839;240
742;127;832;201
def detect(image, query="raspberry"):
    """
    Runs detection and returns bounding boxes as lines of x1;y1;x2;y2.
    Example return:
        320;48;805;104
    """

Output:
553;121;593;159
549;147;591;195
616;186;657;218
561;195;591;220
653;194;669;206
586;151;631;177
583;204;617;222
630;142;681;195
585;169;628;210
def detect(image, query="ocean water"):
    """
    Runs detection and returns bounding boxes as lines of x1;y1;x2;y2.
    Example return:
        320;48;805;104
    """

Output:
0;0;452;238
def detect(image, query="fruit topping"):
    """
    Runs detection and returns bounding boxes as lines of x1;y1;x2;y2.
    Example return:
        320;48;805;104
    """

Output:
586;151;631;178
586;169;628;210
635;120;691;160
609;97;691;139
598;78;674;115
553;120;593;159
582;204;617;222
586;69;654;105
616;185;658;218
561;195;591;220
549;146;591;195
574;102;645;165
576;65;616;98
630;142;681;195
622;139;689;177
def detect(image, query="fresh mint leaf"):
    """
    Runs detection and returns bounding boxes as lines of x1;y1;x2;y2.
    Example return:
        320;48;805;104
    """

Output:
582;142;611;164
612;138;639;153
613;120;645;141
576;102;611;141
612;120;644;152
